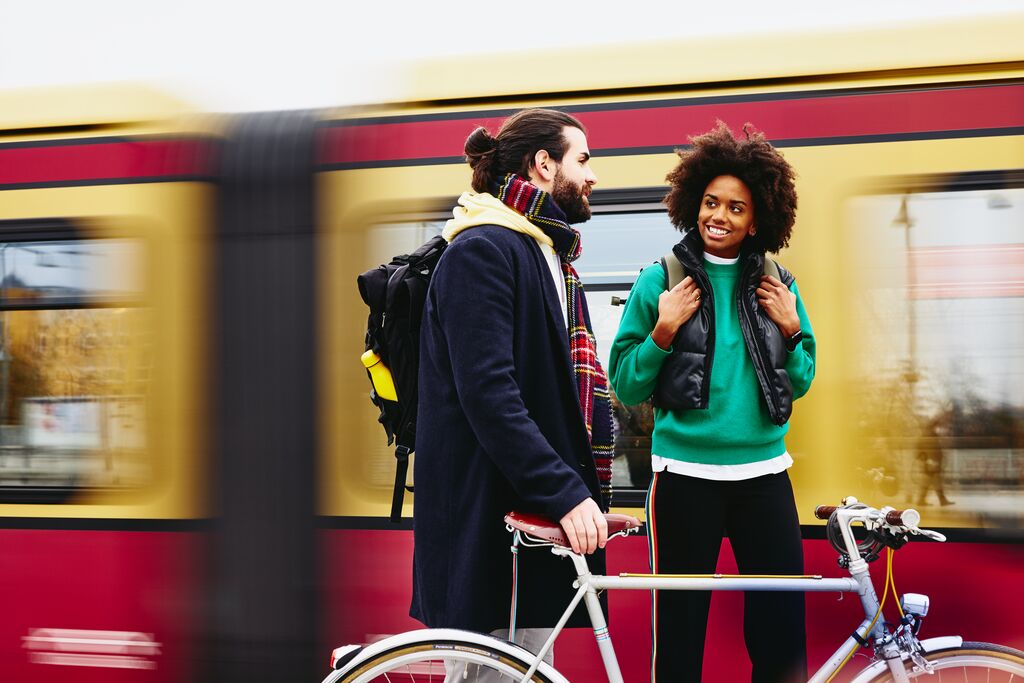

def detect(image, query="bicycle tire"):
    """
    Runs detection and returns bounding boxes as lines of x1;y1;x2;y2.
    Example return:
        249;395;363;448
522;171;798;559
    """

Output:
862;641;1024;682
329;636;557;682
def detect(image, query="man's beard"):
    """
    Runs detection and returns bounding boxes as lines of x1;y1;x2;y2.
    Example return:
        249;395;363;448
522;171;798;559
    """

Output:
551;170;591;224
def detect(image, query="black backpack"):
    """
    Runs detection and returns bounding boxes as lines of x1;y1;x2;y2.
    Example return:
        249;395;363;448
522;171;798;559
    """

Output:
356;235;448;523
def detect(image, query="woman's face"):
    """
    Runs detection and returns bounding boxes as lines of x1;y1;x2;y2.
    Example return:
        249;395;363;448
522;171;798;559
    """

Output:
697;175;756;259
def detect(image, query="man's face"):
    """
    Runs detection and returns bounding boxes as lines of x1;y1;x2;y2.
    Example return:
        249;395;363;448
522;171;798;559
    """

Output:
551;126;597;224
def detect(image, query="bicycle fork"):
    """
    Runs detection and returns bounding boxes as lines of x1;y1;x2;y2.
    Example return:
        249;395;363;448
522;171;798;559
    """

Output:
807;558;913;683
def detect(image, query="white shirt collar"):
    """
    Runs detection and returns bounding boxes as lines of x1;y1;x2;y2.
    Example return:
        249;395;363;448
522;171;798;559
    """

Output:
703;252;740;265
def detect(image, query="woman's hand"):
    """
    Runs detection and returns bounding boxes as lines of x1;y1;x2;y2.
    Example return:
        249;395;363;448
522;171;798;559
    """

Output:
651;276;701;350
756;276;800;337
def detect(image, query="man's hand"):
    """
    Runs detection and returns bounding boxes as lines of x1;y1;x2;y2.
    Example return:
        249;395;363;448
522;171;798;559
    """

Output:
559;498;608;554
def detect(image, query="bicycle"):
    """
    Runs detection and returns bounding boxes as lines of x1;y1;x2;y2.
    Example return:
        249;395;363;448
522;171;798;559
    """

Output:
322;497;1024;682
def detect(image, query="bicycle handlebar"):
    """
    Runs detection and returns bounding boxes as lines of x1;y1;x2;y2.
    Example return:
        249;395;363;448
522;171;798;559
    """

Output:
814;505;837;520
814;498;946;548
885;508;921;528
815;502;921;528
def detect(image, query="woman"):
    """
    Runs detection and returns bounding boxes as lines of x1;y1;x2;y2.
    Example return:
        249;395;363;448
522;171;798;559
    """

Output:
609;122;815;683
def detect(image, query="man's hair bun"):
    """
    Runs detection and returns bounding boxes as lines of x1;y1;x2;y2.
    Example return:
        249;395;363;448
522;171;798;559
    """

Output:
465;127;498;161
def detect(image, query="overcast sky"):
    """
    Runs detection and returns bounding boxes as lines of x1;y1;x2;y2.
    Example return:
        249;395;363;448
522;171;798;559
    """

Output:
1;0;1022;112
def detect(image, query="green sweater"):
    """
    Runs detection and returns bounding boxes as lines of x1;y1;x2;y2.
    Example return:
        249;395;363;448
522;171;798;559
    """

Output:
609;259;816;466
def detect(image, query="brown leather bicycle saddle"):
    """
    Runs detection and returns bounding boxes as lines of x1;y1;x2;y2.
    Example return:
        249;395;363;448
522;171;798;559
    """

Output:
504;510;642;548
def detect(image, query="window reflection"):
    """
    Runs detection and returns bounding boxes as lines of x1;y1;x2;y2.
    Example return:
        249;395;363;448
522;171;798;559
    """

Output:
850;185;1024;524
578;209;679;491
0;240;143;308
0;238;150;497
573;211;679;286
366;221;445;271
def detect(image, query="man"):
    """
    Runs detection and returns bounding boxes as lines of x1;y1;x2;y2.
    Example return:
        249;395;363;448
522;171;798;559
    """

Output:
410;108;611;665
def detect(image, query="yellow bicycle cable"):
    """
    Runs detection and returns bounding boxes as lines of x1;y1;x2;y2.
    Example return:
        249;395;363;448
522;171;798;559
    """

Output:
824;550;893;683
887;548;905;618
619;573;824;579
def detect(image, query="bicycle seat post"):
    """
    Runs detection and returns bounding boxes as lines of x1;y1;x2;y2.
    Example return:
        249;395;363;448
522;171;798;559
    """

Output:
553;546;593;582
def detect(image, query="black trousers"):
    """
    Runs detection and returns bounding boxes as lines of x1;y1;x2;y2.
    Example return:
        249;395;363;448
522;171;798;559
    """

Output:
646;470;807;683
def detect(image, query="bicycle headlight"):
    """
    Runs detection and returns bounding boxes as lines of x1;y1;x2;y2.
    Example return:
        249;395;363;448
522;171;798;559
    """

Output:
901;593;930;617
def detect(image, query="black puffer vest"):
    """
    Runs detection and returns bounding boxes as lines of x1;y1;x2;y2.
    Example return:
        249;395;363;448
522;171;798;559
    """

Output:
652;230;796;425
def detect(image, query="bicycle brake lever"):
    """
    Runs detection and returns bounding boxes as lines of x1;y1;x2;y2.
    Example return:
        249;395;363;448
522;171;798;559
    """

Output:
909;527;947;542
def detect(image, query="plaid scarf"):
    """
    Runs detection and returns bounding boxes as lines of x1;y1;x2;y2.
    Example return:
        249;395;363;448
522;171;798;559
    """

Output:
493;174;614;506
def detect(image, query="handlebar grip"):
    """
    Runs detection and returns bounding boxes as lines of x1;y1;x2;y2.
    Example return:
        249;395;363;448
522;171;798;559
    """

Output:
885;508;921;527
814;505;837;520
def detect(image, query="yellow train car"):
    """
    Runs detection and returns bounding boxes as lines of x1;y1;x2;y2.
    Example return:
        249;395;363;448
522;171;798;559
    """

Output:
0;88;326;682
0;84;217;682
318;14;1024;681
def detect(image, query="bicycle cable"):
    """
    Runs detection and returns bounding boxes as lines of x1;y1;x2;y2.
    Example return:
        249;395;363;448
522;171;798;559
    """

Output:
824;548;895;682
887;547;905;618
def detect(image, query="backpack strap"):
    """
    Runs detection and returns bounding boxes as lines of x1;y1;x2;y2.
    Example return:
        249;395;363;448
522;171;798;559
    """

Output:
390;443;412;524
663;251;781;288
661;251;685;290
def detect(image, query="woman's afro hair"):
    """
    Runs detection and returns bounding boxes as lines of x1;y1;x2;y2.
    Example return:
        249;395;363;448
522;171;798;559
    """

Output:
664;121;798;254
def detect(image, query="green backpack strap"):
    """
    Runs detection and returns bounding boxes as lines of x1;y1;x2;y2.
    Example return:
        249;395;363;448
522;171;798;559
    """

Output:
661;251;685;290
762;256;781;281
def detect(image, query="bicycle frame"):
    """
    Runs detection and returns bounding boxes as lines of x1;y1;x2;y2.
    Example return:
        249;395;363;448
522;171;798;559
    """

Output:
321;502;967;683
514;505;933;683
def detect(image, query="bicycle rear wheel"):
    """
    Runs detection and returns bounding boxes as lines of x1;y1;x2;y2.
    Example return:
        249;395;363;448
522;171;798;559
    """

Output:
331;636;557;682
865;641;1024;681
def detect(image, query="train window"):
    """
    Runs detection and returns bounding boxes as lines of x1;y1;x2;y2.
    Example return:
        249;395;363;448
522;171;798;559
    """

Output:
0;240;144;308
576;206;679;497
0;236;150;501
847;179;1024;524
365;219;445;269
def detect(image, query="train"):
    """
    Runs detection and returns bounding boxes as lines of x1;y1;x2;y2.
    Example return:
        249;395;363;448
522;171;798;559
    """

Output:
1;13;1023;682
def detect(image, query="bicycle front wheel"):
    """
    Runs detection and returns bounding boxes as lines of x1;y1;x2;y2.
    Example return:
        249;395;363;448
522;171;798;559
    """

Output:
331;636;557;682
865;641;1024;682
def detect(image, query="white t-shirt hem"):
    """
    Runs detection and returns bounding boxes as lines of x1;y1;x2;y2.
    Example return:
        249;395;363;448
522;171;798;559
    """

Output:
651;452;793;481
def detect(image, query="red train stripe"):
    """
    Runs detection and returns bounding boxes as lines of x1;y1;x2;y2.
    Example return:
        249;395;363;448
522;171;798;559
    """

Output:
4;84;1021;186
0;138;213;188
319;83;1024;167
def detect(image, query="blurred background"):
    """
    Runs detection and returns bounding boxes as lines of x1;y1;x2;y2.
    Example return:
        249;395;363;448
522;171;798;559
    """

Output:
1;2;1023;681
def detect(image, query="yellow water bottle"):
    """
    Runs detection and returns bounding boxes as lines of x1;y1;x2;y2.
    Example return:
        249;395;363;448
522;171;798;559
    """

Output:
361;350;398;401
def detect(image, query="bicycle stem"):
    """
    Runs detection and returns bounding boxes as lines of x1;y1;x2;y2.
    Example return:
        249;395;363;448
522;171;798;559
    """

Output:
833;508;892;641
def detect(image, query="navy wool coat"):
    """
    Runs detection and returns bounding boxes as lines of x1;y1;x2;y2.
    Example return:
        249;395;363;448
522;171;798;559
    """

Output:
410;225;605;632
